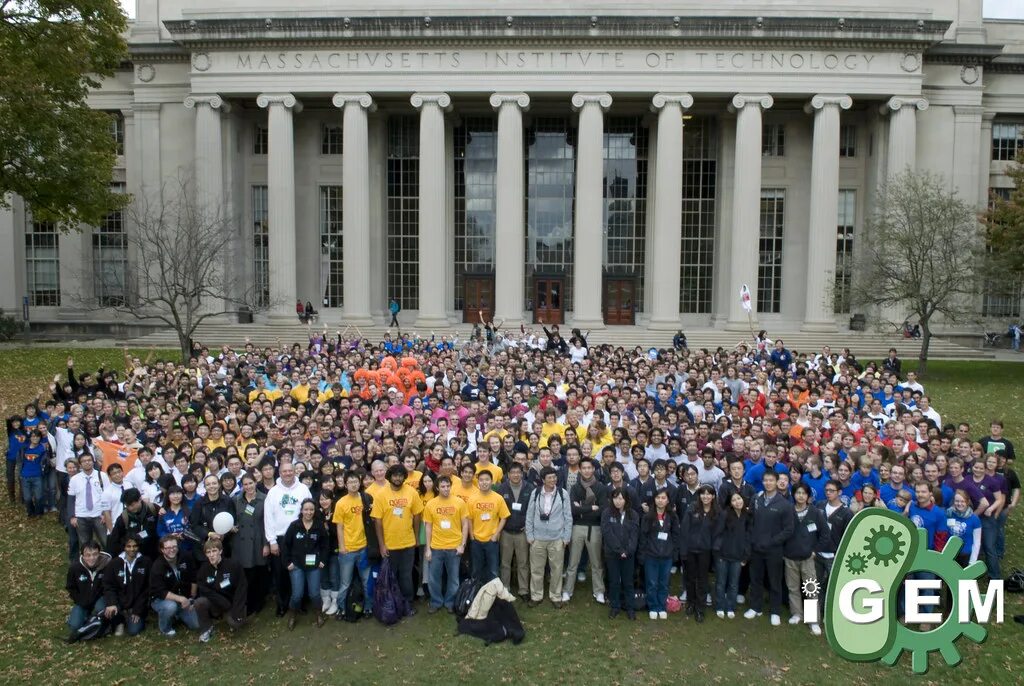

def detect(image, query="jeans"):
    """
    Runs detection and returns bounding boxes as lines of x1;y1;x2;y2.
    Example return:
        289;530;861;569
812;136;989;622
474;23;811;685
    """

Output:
644;557;672;613
21;476;43;516
68;598;106;632
288;567;322;610
749;551;784;614
338;549;371;612
604;552;635;611
471;540;500;583
44;469;56;511
427;548;461;609
151;598;200;634
390;547;416;604
112;611;146;636
980;516;1002;579
322;554;340;592
715;558;742;612
994;510;1008;560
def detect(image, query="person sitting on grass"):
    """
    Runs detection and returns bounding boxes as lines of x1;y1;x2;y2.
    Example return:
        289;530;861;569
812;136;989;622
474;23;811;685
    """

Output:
65;541;111;641
102;533;150;637
195;539;248;642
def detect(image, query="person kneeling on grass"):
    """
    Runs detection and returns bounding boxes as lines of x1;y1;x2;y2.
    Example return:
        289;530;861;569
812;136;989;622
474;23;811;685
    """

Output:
195;539;248;643
66;541;111;641
149;534;201;637
102;533;151;637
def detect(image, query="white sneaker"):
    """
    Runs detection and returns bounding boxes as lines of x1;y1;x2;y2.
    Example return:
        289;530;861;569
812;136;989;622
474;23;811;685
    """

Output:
788;614;802;625
810;623;822;636
736;594;745;605
594;593;606;604
681;591;687;602
161;628;177;637
743;609;761;619
577;571;586;582
199;628;214;643
649;611;658;620
671;566;678;574
727;611;736;619
716;610;725;619
114;624;125;637
770;614;781;627
658;611;668;620
561;592;571;602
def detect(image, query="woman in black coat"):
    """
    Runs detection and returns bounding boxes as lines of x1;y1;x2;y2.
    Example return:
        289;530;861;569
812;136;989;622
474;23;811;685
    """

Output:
233;473;269;615
639;490;684;620
601;487;640;620
713;491;752;618
683;485;718;623
280;498;330;629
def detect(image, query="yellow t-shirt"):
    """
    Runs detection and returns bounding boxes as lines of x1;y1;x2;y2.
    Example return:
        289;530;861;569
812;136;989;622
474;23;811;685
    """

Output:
539;422;565;448
332;493;367;551
365;481;388;505
405;469;424;492
467;490;511;542
474;462;504;485
370;484;423;550
483;429;508;443
204;437;226;451
450;480;479;505
248;387;283;403
290;384;311;404
423;495;468;550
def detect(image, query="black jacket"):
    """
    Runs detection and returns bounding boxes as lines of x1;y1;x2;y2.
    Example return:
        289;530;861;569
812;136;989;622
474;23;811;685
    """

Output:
718;479;756;510
714;510;752;562
751;492;795;555
103;553;151;617
684;506;718;553
628;476;657;506
66;552;111;608
496;481;534;534
189;493;234;560
197;556;247;619
783;506;829;560
569;480;608;527
676;486;701;517
819;503;855;555
108;507;159;560
149;555;196;601
608;482;643;515
280;518;330;569
600;508;639;556
639;510;684;560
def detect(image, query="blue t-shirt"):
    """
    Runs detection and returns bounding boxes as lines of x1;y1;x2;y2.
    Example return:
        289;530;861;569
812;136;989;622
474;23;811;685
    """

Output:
850;469;881;494
802;471;830;502
944;508;981;557
880;482;909;509
907;502;948;550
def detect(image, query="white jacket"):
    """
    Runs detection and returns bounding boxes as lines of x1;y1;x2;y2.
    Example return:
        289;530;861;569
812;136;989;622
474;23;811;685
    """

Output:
263;479;312;545
465;578;516;620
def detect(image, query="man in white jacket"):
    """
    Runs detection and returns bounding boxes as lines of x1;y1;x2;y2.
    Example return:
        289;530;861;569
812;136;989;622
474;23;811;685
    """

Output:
263;461;312;617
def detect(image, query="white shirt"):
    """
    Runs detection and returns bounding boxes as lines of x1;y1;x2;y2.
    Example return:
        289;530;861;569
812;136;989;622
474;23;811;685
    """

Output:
102;480;127;524
68;469;106;518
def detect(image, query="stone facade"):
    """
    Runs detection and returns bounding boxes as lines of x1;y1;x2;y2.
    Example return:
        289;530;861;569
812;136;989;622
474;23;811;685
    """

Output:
2;1;1023;330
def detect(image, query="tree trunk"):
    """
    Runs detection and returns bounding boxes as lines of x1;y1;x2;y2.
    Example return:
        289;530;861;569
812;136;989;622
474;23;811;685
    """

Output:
918;316;931;376
178;331;193;362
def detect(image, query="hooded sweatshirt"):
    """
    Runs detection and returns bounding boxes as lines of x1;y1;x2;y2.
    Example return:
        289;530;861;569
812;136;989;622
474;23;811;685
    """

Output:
263;478;312;545
66;552;112;608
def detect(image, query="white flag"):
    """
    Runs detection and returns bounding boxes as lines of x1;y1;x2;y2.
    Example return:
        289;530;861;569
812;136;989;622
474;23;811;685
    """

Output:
740;284;752;313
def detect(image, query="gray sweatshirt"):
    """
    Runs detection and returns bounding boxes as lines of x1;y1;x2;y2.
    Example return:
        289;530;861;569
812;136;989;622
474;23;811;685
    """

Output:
525;486;573;543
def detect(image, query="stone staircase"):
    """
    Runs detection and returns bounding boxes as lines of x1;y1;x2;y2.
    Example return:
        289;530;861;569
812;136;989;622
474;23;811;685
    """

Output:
124;322;992;360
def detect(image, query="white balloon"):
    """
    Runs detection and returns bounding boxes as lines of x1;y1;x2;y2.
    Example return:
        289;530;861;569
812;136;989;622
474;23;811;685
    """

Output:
213;511;235;536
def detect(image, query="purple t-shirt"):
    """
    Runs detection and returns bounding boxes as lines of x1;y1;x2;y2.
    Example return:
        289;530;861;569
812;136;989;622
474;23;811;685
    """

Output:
943;476;985;509
971;475;1005;505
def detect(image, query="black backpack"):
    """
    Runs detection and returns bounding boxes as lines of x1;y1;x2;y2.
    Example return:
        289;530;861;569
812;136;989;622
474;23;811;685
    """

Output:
1007;568;1024;593
341;575;365;622
453;577;482;618
361;492;382;562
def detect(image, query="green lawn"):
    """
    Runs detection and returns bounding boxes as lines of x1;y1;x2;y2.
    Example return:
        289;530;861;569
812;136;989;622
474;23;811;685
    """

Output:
1;349;1022;685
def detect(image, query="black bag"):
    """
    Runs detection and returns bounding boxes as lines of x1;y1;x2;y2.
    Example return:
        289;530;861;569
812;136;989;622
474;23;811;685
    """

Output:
372;558;408;626
68;612;112;643
456;599;526;646
453;577;481;618
633;589;647;610
1007;568;1024;593
342;575;365;622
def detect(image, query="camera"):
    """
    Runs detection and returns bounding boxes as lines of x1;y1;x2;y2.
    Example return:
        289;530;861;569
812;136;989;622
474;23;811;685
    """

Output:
539;512;550;522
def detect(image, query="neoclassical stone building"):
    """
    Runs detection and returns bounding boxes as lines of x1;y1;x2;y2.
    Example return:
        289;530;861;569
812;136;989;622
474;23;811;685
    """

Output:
2;0;1023;331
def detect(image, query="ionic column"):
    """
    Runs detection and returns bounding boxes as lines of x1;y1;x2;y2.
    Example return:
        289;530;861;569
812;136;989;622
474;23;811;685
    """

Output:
571;92;612;329
725;94;773;330
184;94;228;216
490;92;530;325
648;93;693;329
979;112;995;206
411;93;452;327
882;96;928;178
332;93;376;325
257;93;302;317
802;95;852;332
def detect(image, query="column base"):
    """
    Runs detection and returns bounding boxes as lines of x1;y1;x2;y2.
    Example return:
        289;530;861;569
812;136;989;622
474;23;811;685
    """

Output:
342;313;376;327
724;318;758;332
570;317;606;330
414;314;450;329
648;317;682;331
266;310;300;324
800;320;839;333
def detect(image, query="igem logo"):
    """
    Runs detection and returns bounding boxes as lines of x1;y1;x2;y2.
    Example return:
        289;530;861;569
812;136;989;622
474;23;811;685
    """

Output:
819;509;1004;674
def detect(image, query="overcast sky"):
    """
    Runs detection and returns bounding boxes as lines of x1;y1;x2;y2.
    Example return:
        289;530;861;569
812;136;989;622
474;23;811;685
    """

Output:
116;1;1024;20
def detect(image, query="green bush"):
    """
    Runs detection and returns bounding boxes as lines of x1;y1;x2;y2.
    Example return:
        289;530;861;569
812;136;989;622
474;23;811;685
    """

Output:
0;308;20;341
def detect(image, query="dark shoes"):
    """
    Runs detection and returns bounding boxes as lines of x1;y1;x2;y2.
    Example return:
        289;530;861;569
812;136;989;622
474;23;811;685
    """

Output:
527;599;542;608
551;600;564;609
287;610;297;630
609;608;620;619
428;605;441;614
695;610;705;624
626;610;636;621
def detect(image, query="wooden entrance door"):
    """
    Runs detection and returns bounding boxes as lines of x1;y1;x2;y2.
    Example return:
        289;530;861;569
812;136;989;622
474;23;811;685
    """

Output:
604;278;636;325
533;278;564;325
463;275;494;323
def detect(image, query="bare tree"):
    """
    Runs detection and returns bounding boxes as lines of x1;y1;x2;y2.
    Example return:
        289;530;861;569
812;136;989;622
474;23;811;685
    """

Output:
850;171;981;375
104;176;263;359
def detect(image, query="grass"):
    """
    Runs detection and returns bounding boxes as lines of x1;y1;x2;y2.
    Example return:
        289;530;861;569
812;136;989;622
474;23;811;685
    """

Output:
0;349;1023;685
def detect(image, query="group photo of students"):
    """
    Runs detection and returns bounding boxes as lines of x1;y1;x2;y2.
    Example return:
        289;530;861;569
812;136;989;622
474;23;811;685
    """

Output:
4;325;1018;643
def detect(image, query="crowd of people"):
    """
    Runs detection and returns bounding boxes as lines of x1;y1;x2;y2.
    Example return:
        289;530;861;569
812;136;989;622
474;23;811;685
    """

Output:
3;324;1019;643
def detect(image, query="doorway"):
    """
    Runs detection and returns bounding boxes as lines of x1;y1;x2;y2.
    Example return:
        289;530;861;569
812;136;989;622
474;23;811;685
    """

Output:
604;277;636;325
462;275;495;323
533;277;564;325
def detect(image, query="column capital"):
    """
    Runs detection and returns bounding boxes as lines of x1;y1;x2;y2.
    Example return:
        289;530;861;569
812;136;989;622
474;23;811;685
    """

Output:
184;94;230;112
132;102;162;113
881;96;928;115
651;93;694;111
729;93;773;112
332;93;376;111
410;92;452;111
489;92;530;111
257;93;303;112
804;94;852;114
571;92;612;111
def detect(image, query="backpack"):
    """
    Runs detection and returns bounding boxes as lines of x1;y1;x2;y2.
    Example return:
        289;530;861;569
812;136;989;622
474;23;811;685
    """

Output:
456;598;525;646
372;557;408;626
361;492;382;562
341;575;365;622
453;577;482;618
1007;568;1024;594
